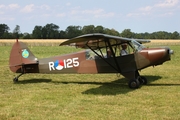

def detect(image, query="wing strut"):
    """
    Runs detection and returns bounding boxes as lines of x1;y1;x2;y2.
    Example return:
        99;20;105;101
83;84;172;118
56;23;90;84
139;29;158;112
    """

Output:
106;38;121;73
85;39;122;73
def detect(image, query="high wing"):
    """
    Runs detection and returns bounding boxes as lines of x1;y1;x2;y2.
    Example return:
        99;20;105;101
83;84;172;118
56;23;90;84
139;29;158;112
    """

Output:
60;33;150;49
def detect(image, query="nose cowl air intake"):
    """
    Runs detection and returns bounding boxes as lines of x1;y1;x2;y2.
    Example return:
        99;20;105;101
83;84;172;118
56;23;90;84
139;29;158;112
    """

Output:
166;47;174;61
168;48;174;55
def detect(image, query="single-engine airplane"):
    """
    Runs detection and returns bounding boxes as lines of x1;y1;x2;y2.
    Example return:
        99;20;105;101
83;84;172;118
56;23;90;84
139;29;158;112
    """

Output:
9;33;174;89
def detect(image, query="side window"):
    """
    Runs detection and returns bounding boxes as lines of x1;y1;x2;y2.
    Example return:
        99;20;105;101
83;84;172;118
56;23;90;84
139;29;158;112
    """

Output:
85;49;106;60
85;50;95;60
119;43;134;56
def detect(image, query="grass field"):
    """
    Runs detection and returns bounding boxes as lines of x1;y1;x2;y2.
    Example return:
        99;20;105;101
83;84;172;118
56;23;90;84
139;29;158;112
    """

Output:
0;40;180;120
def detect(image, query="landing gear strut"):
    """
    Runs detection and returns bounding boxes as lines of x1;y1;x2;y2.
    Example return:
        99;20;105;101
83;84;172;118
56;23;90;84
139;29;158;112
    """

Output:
128;71;148;89
138;76;147;85
13;73;24;83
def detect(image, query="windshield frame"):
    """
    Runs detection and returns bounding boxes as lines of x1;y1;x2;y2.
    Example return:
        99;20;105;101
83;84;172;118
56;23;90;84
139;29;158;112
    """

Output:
131;40;146;52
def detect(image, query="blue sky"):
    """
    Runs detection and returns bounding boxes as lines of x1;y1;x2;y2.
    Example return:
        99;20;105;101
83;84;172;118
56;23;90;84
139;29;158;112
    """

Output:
0;0;180;33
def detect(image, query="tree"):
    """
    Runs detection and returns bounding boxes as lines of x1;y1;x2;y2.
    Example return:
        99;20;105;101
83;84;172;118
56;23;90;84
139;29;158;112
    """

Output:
143;32;150;39
13;25;21;39
59;30;67;39
171;31;180;39
94;25;104;33
0;24;10;38
82;25;95;34
104;28;120;36
43;23;60;39
23;32;31;39
32;26;43;39
32;23;60;39
65;26;82;38
1;23;180;39
120;29;134;38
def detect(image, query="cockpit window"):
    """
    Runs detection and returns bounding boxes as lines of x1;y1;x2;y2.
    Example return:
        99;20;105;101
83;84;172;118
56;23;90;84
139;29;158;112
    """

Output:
85;39;146;60
85;49;106;60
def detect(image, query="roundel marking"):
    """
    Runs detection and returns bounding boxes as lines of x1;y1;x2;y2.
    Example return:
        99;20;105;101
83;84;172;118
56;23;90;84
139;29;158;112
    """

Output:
54;60;64;70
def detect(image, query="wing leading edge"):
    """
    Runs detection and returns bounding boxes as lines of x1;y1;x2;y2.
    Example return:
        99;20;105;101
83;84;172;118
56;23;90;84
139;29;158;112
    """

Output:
60;33;150;49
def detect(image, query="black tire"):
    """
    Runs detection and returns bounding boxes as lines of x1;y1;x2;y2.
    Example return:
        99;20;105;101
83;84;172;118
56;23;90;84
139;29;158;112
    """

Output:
13;77;18;83
139;76;147;85
128;79;140;89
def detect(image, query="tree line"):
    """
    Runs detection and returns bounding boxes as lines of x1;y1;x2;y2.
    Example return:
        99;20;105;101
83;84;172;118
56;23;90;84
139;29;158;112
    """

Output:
0;23;180;39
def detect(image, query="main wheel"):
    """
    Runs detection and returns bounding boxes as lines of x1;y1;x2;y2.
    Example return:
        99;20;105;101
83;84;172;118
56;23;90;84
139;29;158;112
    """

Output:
128;79;140;89
139;76;147;85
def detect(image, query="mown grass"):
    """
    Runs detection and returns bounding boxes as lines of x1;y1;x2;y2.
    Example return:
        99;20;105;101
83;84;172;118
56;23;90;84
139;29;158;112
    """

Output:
0;40;180;120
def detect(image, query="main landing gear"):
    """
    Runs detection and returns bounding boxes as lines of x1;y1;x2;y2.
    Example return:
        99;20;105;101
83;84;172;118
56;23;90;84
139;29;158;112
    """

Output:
128;76;147;89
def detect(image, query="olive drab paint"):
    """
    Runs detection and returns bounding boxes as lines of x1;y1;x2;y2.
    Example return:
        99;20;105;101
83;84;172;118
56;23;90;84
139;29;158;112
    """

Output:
9;33;173;89
48;58;80;71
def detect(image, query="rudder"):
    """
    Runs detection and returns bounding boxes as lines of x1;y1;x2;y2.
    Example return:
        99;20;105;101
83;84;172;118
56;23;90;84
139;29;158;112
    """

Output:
9;40;39;73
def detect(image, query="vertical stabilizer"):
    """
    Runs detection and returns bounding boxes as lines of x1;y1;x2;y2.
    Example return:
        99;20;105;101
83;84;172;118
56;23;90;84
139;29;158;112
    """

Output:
9;40;38;73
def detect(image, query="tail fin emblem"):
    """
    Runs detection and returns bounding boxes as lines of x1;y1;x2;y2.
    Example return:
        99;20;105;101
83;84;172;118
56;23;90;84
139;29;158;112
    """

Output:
22;49;29;58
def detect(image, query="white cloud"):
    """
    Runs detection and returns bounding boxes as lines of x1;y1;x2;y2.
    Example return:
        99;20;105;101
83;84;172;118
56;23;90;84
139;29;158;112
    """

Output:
21;4;35;13
82;9;104;14
139;6;152;12
0;17;15;21
0;4;20;10
0;4;20;20
127;0;179;18
160;12;173;17
94;12;115;18
8;4;20;9
39;4;50;10
155;0;179;8
0;11;4;15
126;13;140;17
0;4;6;9
41;14;51;17
69;6;81;15
69;8;115;19
56;13;66;18
66;2;71;6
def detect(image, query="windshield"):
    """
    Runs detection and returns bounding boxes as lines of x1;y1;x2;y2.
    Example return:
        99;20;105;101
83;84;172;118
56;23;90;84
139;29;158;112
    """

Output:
131;40;146;51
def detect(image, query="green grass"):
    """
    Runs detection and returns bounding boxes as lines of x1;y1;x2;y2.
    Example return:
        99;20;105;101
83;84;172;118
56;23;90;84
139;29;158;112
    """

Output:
0;44;180;120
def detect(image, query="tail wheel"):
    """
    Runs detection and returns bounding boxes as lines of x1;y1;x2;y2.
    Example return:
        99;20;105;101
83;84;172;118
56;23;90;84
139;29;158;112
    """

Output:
128;79;140;89
13;77;18;83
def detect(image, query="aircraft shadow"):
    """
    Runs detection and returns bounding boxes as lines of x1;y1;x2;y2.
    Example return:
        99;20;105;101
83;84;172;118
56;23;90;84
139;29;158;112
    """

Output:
82;75;180;95
52;75;163;95
82;75;162;95
15;79;52;84
147;84;180;86
15;75;180;95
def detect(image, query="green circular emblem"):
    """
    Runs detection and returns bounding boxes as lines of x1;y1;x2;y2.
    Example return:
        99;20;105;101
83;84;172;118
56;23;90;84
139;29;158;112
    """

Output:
22;49;29;58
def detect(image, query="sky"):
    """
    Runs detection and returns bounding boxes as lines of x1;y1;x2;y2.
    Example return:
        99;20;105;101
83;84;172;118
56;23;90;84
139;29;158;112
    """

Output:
0;0;180;34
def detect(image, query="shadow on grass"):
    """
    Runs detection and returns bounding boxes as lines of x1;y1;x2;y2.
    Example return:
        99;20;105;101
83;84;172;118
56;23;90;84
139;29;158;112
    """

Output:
54;75;163;95
15;79;52;84
15;75;179;95
81;75;162;95
82;75;180;95
147;84;180;86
